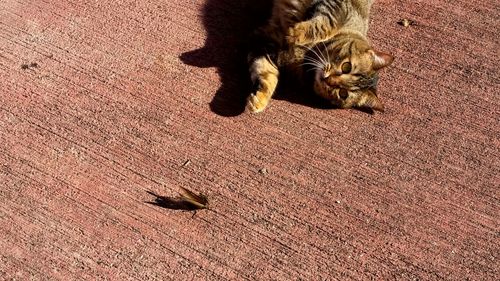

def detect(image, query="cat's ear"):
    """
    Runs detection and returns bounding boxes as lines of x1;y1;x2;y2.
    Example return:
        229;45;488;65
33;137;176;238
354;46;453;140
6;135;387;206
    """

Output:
358;89;385;112
371;50;394;70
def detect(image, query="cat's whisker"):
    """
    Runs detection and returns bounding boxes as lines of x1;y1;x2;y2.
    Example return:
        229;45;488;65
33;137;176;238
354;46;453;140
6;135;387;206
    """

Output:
301;59;323;67
312;45;329;66
321;41;331;64
314;45;330;66
303;63;324;73
301;67;321;72
302;66;321;73
303;55;326;68
300;62;323;73
303;57;324;67
303;56;322;63
303;45;327;67
301;62;322;68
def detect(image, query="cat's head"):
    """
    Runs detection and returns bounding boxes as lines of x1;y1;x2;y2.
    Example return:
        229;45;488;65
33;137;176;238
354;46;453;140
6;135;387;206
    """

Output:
306;33;393;112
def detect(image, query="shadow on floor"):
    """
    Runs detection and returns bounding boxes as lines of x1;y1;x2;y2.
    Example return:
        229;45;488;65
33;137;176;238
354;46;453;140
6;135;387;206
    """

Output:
146;191;199;211
180;0;272;117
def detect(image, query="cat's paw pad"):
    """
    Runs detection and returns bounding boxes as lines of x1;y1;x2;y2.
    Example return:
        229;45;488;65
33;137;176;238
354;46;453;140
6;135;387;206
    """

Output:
287;23;309;45
247;91;270;113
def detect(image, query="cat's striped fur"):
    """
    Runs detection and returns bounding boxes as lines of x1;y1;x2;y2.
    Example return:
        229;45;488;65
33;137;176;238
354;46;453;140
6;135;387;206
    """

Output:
247;0;393;113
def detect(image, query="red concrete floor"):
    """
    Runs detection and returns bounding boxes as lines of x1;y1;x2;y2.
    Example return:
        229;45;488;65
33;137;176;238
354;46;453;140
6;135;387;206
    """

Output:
0;0;498;279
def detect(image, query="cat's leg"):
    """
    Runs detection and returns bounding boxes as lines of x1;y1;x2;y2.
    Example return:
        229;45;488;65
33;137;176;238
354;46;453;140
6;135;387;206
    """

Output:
247;54;279;113
287;15;341;46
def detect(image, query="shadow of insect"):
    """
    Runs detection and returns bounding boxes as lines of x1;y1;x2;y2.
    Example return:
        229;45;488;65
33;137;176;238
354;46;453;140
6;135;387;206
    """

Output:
146;188;211;217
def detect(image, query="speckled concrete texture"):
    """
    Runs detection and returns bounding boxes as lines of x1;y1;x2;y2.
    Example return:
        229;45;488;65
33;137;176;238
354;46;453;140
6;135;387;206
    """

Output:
0;0;498;279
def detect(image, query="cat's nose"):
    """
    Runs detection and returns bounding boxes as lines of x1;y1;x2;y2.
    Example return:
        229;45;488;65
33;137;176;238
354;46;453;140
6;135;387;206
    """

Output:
326;76;341;87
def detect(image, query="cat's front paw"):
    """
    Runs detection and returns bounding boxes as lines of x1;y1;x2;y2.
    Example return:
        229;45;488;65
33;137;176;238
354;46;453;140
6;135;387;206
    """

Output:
286;23;310;46
247;91;270;113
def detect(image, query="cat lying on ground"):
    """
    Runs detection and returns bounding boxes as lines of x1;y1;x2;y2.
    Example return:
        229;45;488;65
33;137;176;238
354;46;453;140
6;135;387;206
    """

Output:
247;0;394;113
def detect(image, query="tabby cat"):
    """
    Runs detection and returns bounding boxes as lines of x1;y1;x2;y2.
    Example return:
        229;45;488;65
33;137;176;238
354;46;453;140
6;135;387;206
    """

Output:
247;0;394;113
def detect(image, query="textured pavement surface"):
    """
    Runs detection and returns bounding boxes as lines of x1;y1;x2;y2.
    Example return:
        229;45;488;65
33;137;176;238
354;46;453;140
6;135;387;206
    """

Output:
0;0;499;279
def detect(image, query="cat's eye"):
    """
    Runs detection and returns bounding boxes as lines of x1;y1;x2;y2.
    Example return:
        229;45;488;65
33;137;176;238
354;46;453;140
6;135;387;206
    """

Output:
339;89;349;100
341;62;352;74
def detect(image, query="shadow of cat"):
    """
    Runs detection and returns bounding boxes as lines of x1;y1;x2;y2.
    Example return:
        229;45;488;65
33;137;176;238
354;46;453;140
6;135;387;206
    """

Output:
180;0;272;117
